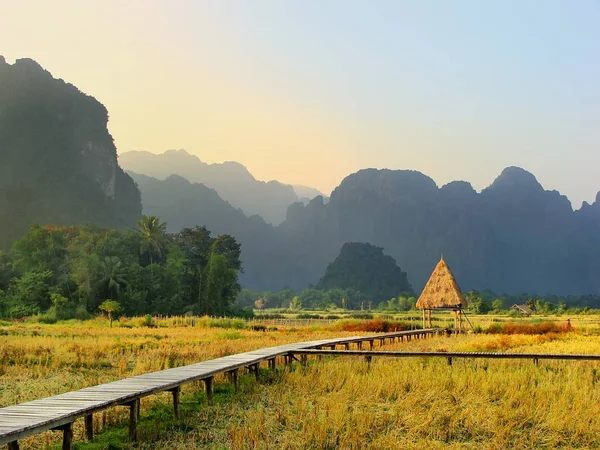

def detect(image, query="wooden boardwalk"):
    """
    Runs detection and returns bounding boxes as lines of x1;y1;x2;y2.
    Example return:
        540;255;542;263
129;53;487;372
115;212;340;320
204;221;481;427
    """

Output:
0;328;441;449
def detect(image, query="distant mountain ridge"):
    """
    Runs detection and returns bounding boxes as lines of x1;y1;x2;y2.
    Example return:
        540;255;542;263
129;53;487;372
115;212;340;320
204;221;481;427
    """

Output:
119;149;327;224
0;56;141;248
133;165;600;295
2;56;599;296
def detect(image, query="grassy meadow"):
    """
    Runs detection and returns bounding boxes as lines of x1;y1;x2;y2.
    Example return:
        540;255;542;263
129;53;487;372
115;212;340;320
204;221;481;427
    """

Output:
1;315;600;449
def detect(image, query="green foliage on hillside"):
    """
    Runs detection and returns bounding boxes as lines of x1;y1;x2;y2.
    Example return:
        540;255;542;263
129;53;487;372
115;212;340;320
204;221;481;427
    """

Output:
0;217;242;319
317;242;413;303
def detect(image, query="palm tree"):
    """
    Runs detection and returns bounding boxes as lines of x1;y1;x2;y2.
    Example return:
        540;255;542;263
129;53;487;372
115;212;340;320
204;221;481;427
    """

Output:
137;215;167;274
101;256;126;299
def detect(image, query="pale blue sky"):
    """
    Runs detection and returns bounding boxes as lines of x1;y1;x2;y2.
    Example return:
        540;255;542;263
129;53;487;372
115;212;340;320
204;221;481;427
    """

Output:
2;0;599;206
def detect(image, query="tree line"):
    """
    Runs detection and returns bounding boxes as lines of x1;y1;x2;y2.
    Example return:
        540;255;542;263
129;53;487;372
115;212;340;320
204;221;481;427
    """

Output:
0;216;243;320
237;287;600;314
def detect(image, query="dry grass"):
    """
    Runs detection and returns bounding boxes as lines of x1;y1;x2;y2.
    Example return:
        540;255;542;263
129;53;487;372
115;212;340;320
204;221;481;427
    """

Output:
2;320;600;449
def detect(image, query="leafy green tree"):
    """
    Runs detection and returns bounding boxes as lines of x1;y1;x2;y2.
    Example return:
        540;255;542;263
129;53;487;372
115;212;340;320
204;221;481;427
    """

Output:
100;256;126;299
202;253;238;315
137;215;167;273
491;298;504;312
99;300;121;327
290;296;303;310
466;291;489;314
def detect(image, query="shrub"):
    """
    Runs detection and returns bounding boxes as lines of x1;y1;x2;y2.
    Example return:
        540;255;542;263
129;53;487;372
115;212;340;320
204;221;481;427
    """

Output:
297;313;323;319
143;314;154;327
331;318;413;333
484;321;573;335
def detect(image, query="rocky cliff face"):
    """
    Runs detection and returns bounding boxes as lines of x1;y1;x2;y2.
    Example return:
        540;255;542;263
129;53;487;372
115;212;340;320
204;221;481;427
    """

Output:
0;57;141;248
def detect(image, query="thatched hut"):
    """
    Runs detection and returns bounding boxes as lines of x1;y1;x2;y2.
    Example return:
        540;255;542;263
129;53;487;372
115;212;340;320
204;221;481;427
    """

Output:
416;256;466;329
511;304;532;316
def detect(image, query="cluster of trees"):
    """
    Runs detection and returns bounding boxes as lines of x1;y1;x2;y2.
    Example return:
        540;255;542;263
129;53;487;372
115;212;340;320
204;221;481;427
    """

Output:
0;216;242;320
237;285;600;315
236;287;384;311
463;290;600;314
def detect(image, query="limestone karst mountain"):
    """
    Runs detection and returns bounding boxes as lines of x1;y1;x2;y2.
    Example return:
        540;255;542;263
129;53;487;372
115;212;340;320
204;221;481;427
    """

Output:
0;56;141;249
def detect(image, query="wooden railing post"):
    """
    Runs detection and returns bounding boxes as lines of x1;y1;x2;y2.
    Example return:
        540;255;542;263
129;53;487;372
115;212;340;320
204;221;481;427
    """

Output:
171;386;181;419
357;341;362;350
204;377;214;406
369;340;374;350
128;399;139;442
85;414;93;441
344;343;350;350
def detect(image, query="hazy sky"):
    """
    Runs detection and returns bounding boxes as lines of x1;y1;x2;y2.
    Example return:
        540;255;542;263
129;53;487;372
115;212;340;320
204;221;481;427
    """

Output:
2;1;599;207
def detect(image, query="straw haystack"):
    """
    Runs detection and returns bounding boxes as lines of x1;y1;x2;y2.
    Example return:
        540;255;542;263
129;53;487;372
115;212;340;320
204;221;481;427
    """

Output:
417;256;466;328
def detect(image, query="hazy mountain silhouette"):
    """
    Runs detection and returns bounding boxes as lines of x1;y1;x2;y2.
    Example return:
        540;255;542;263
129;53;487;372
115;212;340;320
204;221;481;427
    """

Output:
132;164;600;295
120;149;325;224
0;57;141;249
277;167;600;295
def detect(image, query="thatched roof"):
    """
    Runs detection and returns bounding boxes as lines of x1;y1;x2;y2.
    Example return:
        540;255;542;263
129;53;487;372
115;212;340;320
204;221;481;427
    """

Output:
511;304;532;315
416;256;466;310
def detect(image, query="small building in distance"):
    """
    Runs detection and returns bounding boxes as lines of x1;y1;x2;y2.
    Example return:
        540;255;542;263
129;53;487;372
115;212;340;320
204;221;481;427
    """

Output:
416;256;467;329
511;304;533;316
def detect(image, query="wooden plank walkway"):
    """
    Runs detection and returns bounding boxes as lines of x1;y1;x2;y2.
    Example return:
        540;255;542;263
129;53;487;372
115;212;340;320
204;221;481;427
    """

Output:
0;328;442;449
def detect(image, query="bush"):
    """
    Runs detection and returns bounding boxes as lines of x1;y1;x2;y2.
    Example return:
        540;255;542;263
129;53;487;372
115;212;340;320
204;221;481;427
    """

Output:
143;314;154;327
254;313;284;319
484;321;573;335
297;313;323;319
331;318;413;333
75;305;91;320
37;308;58;324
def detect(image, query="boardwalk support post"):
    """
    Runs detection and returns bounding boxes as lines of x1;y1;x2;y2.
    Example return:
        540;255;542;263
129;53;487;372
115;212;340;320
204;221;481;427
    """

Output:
204;377;214;406
365;355;372;364
171;387;181;419
232;369;239;393
128;399;139;442
269;358;276;372
533;358;539;367
8;441;19;450
61;423;73;450
447;357;453;366
85;413;93;441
